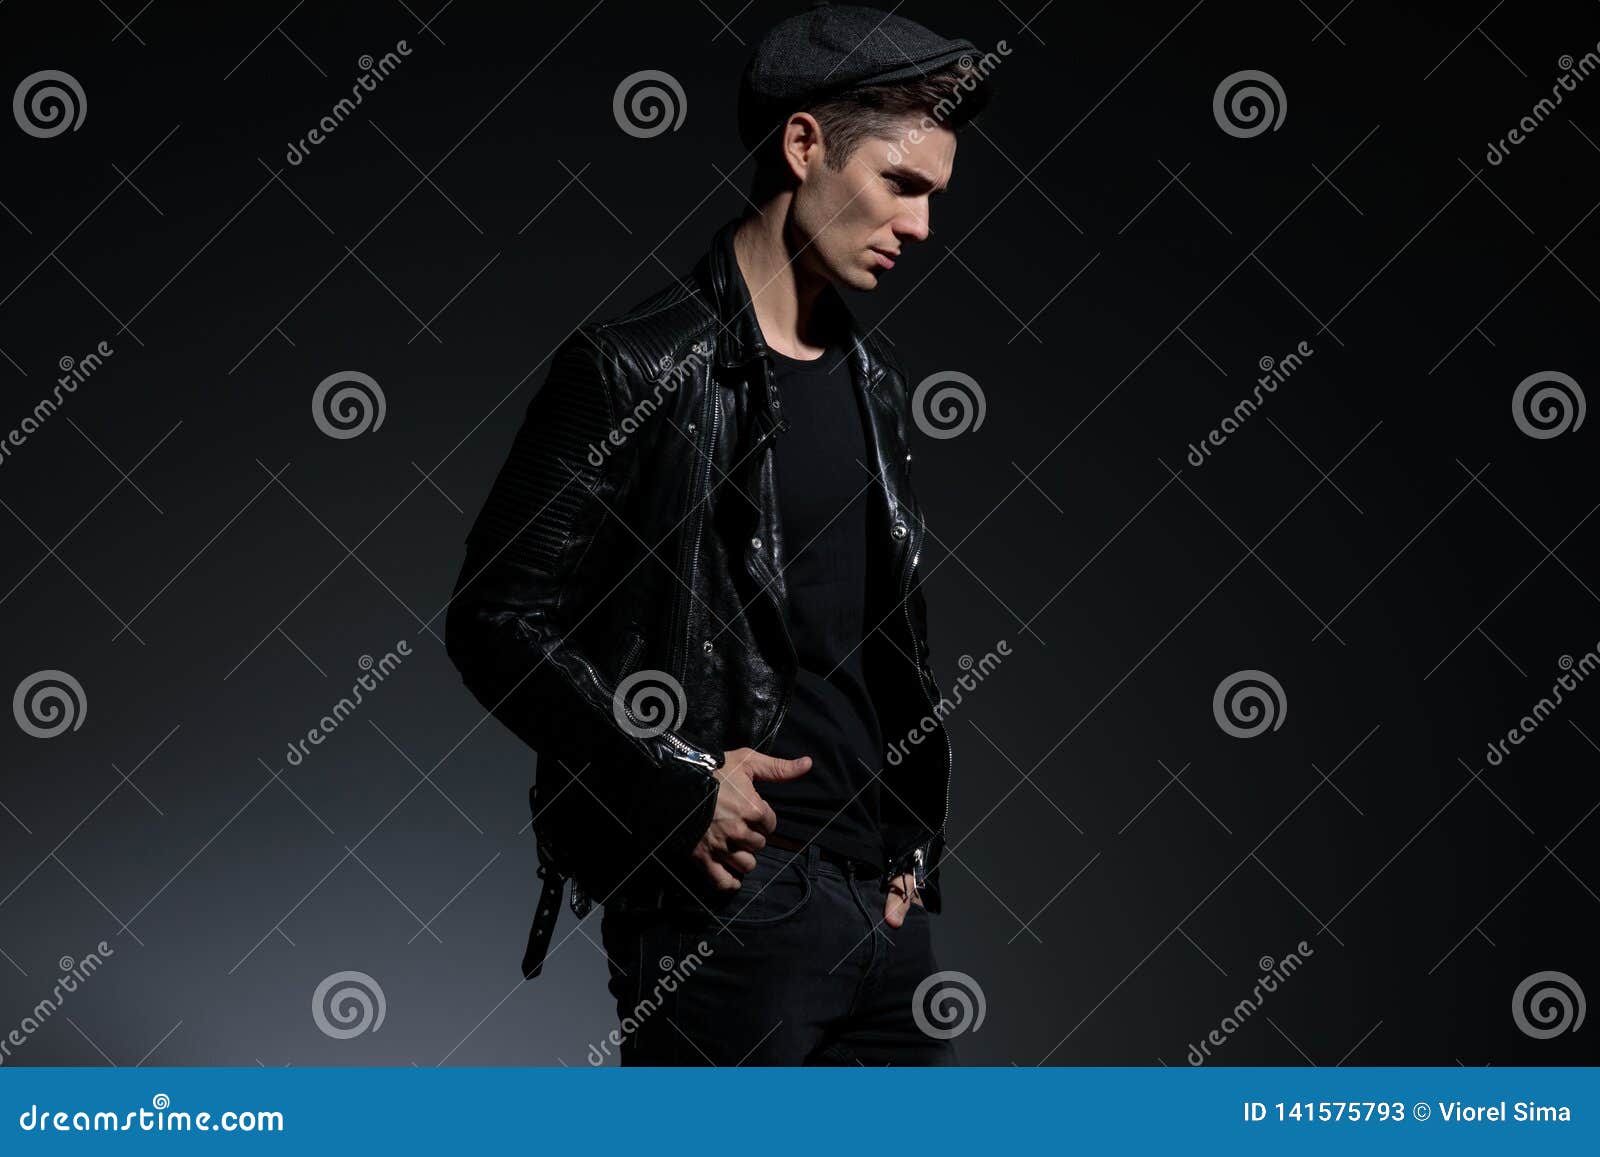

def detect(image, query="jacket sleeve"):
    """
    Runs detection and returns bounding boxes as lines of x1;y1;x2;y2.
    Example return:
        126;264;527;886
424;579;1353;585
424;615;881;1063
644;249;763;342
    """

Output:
444;325;722;864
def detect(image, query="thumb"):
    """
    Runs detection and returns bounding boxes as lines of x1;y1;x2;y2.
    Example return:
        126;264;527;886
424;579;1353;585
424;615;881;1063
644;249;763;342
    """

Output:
748;753;812;782
884;890;908;929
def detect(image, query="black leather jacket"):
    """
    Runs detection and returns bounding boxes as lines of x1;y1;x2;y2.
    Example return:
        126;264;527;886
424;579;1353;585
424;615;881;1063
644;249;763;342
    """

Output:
445;218;953;978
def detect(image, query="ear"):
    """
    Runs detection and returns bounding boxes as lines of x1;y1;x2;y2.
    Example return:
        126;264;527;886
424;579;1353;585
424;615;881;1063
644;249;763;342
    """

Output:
781;111;824;184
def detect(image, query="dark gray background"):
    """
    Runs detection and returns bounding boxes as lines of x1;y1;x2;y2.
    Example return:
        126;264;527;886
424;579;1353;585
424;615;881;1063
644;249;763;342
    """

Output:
1;0;1597;1066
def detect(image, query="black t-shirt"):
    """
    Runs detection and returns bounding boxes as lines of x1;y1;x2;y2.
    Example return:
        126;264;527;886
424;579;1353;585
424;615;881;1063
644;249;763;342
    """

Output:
756;344;886;870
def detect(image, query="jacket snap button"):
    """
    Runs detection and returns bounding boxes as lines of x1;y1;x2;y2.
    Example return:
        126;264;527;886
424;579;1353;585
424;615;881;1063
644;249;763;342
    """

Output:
687;422;697;434
750;537;762;550
890;521;908;540
702;640;714;655
905;451;913;463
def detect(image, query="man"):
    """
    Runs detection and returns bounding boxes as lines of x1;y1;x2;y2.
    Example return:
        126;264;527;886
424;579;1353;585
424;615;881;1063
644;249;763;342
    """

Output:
446;4;993;1064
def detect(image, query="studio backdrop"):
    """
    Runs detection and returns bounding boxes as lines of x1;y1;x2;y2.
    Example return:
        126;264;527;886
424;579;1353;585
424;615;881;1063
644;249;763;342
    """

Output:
1;0;1596;1066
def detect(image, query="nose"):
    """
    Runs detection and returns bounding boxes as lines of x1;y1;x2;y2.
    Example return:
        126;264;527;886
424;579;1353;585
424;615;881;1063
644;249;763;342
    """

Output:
894;200;931;244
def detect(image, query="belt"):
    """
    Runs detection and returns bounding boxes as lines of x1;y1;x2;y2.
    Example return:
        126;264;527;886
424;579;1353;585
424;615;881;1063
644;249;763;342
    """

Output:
600;835;883;922
520;863;564;980
764;832;877;874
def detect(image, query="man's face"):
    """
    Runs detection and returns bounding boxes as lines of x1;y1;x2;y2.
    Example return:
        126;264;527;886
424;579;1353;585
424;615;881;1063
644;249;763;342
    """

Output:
789;116;956;292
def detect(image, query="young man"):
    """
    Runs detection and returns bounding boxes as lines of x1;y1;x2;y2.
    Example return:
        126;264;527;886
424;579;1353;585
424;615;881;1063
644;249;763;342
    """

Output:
446;4;993;1064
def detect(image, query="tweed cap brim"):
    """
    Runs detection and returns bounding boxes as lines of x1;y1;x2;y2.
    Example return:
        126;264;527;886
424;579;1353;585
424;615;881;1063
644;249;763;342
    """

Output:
738;3;987;151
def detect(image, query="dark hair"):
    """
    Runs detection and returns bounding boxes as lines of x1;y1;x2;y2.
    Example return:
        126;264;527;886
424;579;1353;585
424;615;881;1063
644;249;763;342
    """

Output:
750;59;992;199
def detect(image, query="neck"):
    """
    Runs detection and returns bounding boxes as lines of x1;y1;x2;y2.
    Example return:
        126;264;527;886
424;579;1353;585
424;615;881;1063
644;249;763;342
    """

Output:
731;204;834;359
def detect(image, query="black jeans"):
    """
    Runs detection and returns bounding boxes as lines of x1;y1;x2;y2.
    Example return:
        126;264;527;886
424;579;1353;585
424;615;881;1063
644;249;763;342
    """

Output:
596;843;958;1065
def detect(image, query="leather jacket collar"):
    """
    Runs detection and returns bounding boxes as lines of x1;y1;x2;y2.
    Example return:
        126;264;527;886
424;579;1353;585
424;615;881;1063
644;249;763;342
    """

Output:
693;217;888;391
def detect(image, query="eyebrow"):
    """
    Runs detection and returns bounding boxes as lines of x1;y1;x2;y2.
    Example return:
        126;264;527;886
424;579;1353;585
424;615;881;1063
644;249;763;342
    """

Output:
886;165;948;195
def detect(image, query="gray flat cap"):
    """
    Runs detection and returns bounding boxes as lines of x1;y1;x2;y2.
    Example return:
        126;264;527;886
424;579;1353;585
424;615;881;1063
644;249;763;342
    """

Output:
738;2;985;151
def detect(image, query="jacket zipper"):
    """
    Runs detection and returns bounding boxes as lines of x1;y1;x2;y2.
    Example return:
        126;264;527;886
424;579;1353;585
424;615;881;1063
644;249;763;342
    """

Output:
618;633;644;680
661;731;721;769
676;377;720;688
890;499;953;884
750;354;795;751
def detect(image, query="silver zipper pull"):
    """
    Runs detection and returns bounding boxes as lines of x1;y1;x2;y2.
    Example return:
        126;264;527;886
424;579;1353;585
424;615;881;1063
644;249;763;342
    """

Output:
674;749;720;771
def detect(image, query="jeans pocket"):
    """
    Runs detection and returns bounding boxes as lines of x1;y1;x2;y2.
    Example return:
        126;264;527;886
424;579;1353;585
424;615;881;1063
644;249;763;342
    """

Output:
716;848;814;927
